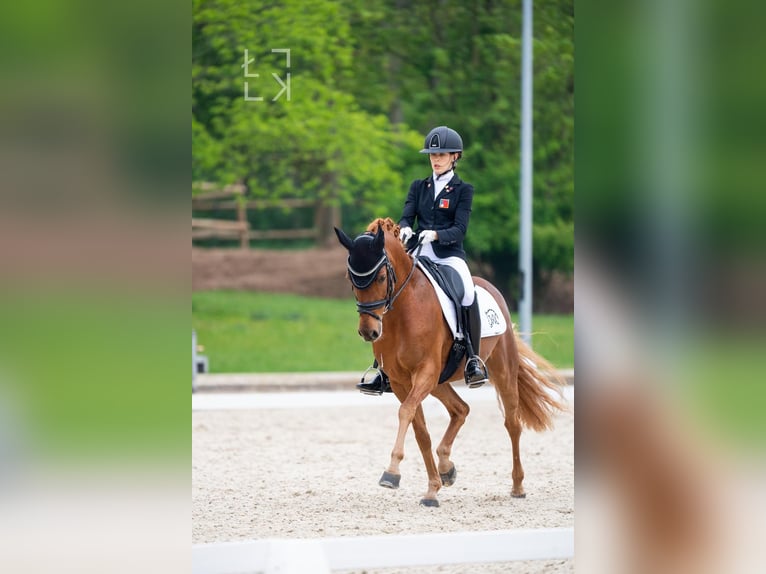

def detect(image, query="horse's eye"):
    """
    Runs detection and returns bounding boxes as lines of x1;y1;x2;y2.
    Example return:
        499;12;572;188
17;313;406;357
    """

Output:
377;273;386;283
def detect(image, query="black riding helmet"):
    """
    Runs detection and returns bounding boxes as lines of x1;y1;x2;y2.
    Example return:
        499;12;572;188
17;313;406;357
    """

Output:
419;126;463;154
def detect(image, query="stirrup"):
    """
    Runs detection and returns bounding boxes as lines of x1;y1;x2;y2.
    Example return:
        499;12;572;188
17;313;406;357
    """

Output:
357;366;385;396
464;356;489;389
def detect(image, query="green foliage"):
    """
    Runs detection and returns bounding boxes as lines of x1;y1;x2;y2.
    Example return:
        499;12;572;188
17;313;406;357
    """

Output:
192;291;573;371
193;0;421;218
193;0;574;285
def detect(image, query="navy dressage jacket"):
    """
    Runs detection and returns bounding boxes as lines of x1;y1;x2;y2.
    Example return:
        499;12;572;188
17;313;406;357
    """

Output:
399;173;474;261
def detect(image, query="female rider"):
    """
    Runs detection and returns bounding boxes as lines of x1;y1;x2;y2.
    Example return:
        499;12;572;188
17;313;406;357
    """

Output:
358;125;489;394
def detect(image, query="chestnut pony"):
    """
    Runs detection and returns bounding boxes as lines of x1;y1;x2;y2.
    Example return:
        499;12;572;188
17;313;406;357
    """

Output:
335;217;566;507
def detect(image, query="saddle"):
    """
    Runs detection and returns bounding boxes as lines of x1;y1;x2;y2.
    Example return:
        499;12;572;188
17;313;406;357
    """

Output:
416;256;470;384
417;257;465;314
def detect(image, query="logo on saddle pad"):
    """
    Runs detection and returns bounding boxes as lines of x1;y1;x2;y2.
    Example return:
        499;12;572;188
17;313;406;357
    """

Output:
438;198;450;209
485;309;500;329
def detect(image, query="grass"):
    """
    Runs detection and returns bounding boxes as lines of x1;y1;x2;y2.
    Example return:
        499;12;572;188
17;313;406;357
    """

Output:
527;314;575;370
192;291;574;372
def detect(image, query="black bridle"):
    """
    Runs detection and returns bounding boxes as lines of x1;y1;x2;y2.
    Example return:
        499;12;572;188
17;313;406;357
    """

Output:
347;240;421;322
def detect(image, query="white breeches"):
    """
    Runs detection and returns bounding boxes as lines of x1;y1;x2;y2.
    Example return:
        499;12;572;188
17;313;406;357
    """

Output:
419;243;475;306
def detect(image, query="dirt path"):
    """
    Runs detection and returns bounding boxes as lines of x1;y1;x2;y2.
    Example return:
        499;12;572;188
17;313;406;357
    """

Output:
192;390;574;573
192;246;350;298
191;246;573;312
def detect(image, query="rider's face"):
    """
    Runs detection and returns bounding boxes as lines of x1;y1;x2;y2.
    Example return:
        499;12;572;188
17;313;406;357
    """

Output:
429;152;456;175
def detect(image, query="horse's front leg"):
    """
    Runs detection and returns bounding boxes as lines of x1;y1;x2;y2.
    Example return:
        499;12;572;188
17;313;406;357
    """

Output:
411;404;442;506
379;380;434;493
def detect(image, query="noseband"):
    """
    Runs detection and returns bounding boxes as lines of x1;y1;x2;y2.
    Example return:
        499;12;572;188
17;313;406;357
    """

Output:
347;244;418;322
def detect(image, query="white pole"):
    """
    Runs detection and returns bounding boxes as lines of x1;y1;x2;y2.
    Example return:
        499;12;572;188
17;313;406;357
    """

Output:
519;0;533;345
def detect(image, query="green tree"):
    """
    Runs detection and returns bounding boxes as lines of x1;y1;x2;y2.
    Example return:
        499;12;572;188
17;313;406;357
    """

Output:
342;0;573;301
193;0;420;221
193;0;573;304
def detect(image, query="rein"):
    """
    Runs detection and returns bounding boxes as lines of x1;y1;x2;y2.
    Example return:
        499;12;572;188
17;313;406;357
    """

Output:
348;240;422;322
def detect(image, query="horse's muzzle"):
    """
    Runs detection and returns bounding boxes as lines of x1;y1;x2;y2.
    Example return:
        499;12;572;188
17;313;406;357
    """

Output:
358;317;381;342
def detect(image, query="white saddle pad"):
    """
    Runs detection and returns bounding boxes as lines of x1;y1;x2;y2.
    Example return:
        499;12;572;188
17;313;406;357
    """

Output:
416;260;508;340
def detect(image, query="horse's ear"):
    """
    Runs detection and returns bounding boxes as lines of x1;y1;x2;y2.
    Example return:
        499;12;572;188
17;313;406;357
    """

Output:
334;227;354;251
372;223;384;251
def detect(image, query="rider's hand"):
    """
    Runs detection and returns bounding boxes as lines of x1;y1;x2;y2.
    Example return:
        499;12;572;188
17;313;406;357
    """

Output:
399;226;413;244
419;230;438;244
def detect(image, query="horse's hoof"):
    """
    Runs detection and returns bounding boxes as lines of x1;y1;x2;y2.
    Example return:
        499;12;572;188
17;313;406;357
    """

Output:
511;492;527;499
419;498;440;507
440;465;457;487
379;471;401;489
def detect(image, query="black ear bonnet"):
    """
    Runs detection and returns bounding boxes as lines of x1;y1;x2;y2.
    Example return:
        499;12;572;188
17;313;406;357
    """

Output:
346;233;388;289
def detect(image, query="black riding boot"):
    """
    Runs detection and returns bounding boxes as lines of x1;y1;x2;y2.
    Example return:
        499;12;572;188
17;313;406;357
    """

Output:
357;360;392;395
462;299;489;388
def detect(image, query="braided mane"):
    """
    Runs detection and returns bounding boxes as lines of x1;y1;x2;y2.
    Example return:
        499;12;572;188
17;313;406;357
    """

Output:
366;217;401;239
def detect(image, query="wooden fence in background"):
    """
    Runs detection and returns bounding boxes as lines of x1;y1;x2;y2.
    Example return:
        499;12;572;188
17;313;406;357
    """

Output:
192;182;340;248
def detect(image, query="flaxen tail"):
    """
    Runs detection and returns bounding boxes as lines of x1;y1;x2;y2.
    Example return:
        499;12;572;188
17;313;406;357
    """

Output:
515;335;568;431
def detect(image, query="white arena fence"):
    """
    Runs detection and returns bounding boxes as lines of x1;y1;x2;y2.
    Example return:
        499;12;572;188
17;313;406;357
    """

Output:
192;527;574;573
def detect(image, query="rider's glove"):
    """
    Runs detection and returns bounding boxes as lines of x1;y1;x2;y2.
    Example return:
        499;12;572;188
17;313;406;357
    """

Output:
399;226;413;244
419;230;438;244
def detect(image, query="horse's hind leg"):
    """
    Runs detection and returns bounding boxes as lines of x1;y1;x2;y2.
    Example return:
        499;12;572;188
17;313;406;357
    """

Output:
431;384;470;486
489;341;526;498
505;404;526;498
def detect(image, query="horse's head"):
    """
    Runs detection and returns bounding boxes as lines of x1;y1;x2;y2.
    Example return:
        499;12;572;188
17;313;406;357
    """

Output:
334;219;408;342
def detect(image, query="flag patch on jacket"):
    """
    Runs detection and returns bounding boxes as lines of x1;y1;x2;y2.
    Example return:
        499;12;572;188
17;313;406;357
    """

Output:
439;198;450;209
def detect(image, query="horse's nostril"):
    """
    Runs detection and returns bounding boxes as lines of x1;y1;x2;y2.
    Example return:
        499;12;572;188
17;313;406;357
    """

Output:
371;330;379;340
